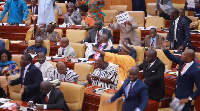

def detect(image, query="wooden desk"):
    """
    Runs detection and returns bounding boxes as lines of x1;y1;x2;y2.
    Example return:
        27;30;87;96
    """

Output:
82;86;159;111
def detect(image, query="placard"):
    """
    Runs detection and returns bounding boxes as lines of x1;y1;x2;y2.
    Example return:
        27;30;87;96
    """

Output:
187;0;195;9
116;12;130;24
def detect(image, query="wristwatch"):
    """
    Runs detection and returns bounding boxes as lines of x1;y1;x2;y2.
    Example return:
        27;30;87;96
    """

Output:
188;97;192;101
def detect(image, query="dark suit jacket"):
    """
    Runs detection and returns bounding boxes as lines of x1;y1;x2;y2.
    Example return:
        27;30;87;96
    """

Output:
138;58;165;101
141;34;165;49
11;63;43;102
84;29;113;43
110;79;148;111
28;5;38;15
0;40;5;51
0;87;6;98
166;17;191;49
30;88;69;111
163;49;200;100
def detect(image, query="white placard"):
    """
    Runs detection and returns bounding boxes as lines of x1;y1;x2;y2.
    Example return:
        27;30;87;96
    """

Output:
159;4;171;13
170;98;185;111
187;0;195;9
116;12;130;24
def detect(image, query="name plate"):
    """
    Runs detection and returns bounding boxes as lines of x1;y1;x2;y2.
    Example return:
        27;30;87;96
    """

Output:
19;24;26;26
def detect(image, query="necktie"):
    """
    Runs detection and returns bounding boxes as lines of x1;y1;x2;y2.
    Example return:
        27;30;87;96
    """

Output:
128;82;133;96
151;40;154;47
62;48;65;55
45;95;48;103
180;63;186;76
97;31;100;39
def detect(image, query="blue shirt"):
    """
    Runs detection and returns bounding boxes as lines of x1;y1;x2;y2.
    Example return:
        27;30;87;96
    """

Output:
0;40;5;51
0;0;29;24
26;45;47;55
150;36;157;48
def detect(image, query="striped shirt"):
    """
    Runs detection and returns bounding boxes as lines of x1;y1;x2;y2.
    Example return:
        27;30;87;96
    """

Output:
48;68;79;82
92;65;118;89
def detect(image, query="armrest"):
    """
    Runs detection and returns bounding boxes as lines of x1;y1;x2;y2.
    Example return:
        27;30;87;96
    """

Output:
25;27;34;42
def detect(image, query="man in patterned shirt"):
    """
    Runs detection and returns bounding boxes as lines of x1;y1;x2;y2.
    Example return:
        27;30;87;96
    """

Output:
48;61;79;82
87;55;118;89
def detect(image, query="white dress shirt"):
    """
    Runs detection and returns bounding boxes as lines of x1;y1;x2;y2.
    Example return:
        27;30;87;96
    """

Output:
148;60;156;68
95;29;103;43
174;16;180;41
181;61;194;76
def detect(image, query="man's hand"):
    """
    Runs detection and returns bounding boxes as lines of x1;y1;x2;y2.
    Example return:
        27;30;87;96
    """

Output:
178;46;184;51
30;50;35;54
125;21;132;26
93;45;98;52
36;104;44;110
92;76;99;81
180;98;189;104
21;20;25;24
102;100;110;106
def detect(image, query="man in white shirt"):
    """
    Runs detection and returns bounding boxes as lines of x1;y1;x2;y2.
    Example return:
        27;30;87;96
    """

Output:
48;61;79;82
37;0;55;25
57;37;76;57
35;52;54;78
28;81;70;111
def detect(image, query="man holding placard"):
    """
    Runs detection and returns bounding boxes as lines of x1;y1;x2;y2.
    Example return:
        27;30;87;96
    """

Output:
109;11;141;46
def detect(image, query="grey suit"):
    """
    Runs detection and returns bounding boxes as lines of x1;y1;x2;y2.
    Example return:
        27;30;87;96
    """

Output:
141;34;165;49
84;28;113;43
64;10;82;25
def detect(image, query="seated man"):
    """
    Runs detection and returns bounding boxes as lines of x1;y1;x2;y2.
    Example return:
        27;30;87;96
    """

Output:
0;39;5;51
87;55;118;89
34;52;54;78
103;67;148;111
57;37;76;57
48;61;79;82
141;28;165;49
138;49;165;102
28;81;70;111
80;20;113;43
28;0;38;15
32;16;60;42
64;3;82;25
24;37;47;55
53;1;62;16
79;4;95;30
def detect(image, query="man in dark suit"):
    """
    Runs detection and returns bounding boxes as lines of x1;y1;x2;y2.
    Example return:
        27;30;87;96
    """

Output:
28;0;38;15
9;53;43;102
162;42;200;111
141;28;165;49
0;39;5;51
28;81;69;111
104;66;148;111
166;8;191;51
0;86;6;98
138;49;165;102
132;0;147;16
80;20;113;43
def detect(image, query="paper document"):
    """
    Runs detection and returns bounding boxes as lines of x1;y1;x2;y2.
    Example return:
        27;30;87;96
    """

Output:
116;12;130;24
170;98;185;111
187;0;195;8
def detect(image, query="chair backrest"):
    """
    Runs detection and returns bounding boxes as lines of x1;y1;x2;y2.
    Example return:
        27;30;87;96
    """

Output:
66;29;87;43
0;76;7;95
98;92;123;111
25;9;32;25
60;82;85;111
135;28;141;40
131;46;145;65
7;74;21;100
195;52;200;61
48;61;57;68
55;10;59;25
1;39;9;50
54;29;63;38
146;3;157;16
56;3;67;15
69;42;86;58
145;16;166;29
102;10;117;26
155;49;174;69
173;3;185;9
28;40;50;56
157;33;167;39
188;16;199;22
128;11;145;27
26;27;34;42
12;55;22;68
110;5;127;13
74;63;94;82
0;11;8;23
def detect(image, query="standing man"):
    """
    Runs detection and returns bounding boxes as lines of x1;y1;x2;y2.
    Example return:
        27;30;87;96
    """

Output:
37;0;55;25
131;0;146;16
138;49;165;102
103;67;148;111
8;53;43;101
155;0;173;20
162;41;200;111
166;8;191;51
0;0;29;24
28;0;38;15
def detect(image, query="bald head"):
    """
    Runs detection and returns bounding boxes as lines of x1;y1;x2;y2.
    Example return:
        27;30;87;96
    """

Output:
38;52;46;64
57;61;67;74
98;34;108;43
94;20;103;31
40;81;52;94
182;49;195;63
128;67;139;82
60;37;69;48
35;37;43;47
146;49;157;63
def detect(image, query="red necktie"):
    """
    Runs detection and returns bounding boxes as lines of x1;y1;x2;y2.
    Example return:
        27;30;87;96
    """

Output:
180;63;186;76
151;40;154;47
45;95;48;103
97;31;100;39
128;82;133;96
